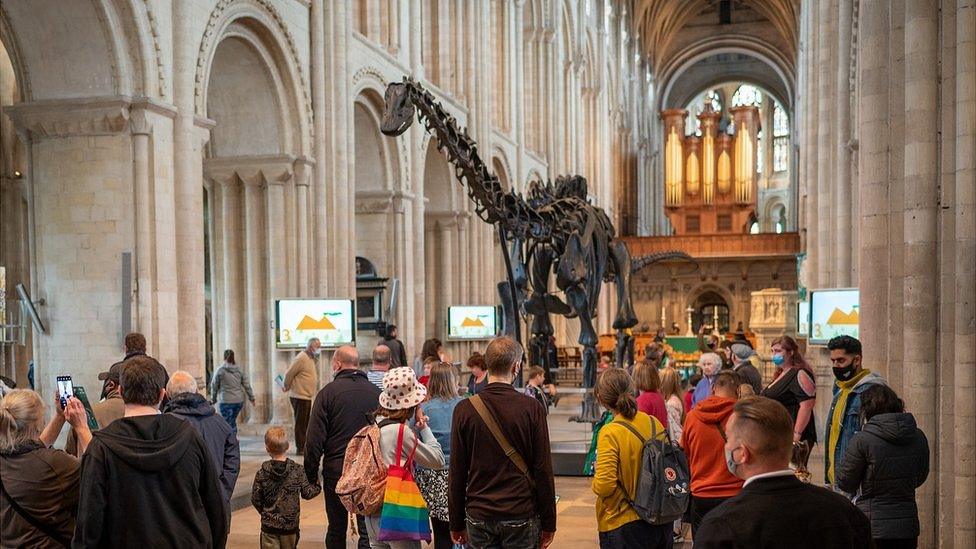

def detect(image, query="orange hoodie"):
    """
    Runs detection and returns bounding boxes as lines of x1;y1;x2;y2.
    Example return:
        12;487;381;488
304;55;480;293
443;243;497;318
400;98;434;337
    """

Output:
680;395;744;498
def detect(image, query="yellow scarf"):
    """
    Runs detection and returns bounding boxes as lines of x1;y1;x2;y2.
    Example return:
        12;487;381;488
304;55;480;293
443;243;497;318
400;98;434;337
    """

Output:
826;368;872;483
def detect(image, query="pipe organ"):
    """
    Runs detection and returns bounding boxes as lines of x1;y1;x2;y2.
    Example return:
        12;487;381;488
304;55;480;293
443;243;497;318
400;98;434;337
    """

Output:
660;102;760;235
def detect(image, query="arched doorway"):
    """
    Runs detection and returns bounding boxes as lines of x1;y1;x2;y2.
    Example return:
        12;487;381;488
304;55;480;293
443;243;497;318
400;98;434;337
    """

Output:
692;290;730;334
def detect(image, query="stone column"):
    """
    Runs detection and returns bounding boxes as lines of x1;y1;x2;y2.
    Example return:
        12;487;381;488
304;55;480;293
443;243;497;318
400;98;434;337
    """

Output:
458;215;471;302
5;98;148;395
903;2;939;541
834;0;853;286
294;159;311;296
954;1;976;543
801;0;820;290
815;0;836;287
311;0;329;295
265;166;293;423
241;174;269;421
857;0;890;375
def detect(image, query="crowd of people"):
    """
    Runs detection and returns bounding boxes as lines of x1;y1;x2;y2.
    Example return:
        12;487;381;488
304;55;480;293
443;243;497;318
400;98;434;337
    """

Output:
0;327;930;549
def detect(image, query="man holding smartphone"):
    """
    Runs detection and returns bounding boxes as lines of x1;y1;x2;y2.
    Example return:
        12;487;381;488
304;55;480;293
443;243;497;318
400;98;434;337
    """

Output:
65;363;126;457
73;355;228;548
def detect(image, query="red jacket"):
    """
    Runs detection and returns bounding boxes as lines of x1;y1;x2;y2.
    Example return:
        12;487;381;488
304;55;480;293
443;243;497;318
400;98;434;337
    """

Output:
680;395;743;498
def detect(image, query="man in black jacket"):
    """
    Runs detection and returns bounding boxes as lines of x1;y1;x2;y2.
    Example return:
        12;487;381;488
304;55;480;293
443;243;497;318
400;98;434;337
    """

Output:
73;356;228;548
695;396;871;549
304;345;381;549
165;370;241;501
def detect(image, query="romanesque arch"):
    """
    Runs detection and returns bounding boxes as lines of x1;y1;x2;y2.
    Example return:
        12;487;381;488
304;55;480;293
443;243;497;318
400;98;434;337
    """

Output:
202;13;309;424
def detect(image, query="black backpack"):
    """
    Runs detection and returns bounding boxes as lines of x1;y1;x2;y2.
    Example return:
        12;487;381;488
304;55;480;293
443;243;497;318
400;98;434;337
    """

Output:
615;419;691;525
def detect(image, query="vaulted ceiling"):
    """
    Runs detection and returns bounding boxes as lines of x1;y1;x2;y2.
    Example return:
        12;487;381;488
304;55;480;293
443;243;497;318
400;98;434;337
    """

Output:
631;0;799;71
628;0;800;108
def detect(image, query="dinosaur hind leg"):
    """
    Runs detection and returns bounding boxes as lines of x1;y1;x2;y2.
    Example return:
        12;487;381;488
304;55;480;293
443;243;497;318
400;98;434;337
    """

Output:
609;238;638;330
565;284;601;423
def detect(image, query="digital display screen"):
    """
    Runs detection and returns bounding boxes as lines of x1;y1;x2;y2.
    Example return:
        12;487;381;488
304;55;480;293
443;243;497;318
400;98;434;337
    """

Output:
447;305;498;341
809;289;859;344
797;301;810;338
275;299;356;348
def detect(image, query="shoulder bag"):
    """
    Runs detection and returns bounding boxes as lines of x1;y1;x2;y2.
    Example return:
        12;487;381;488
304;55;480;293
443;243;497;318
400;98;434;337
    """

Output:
469;394;535;489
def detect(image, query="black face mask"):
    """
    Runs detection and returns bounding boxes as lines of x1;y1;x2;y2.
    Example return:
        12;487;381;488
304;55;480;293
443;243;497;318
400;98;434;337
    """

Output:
832;364;857;381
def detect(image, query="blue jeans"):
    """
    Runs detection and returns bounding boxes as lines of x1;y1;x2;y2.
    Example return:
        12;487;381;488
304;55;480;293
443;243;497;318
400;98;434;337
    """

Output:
219;402;243;434
466;516;540;549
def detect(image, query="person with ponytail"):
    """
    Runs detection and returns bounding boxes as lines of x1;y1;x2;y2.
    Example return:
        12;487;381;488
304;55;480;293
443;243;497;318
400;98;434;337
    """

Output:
1;388;90;547
591;368;672;548
210;348;256;434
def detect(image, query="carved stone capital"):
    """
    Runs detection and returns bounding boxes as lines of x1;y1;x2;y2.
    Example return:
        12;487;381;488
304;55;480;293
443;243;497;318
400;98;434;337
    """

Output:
129;98;178;136
204;155;296;188
356;190;416;214
4;96;131;140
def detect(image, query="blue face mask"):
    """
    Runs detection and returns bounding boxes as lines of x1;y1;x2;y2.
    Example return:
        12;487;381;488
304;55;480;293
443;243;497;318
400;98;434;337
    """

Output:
725;446;742;478
771;353;785;366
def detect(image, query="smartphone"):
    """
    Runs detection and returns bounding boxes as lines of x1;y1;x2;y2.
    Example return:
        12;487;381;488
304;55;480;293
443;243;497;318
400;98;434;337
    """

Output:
72;386;100;430
56;375;73;409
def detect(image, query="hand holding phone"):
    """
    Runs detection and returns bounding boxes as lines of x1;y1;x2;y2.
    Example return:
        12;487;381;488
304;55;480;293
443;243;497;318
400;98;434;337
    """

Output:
56;375;73;410
63;398;89;429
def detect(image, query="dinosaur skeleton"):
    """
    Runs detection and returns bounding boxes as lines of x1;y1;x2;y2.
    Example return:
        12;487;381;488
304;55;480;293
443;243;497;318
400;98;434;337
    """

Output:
382;77;682;421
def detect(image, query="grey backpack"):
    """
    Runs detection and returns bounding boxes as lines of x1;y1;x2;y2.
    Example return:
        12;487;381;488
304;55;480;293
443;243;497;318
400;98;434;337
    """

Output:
615;419;691;525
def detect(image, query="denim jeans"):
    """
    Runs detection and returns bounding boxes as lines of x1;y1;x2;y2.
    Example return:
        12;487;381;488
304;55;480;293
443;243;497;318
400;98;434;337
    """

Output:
219;402;243;434
466;515;540;549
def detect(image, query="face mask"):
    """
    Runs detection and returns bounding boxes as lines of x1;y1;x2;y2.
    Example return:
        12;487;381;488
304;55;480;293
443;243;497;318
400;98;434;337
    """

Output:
833;364;857;381
725;446;741;478
771;354;785;366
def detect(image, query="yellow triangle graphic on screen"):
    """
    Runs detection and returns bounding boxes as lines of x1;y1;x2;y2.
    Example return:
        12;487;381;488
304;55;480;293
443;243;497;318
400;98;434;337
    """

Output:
297;315;337;330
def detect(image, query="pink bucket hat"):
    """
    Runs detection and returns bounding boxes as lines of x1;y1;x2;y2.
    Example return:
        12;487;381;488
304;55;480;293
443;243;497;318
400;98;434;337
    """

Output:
379;367;427;410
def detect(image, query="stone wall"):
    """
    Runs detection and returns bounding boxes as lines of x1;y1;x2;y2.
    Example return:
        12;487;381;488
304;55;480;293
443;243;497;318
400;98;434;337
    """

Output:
798;1;976;546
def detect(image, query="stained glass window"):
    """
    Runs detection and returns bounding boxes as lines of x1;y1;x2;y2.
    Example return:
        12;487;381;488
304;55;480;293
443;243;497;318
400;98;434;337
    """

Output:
731;84;762;107
773;102;789;137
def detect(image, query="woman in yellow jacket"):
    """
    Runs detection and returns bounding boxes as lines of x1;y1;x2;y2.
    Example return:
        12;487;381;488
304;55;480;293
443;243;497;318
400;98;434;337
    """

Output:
592;368;673;549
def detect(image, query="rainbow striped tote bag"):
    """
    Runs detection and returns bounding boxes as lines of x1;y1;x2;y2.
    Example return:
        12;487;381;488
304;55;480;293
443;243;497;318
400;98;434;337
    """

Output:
377;424;432;542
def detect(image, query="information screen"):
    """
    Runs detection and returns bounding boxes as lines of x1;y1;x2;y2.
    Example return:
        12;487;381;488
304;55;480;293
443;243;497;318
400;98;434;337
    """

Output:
797;301;810;338
447;305;498;341
809;289;859;344
275;299;356;348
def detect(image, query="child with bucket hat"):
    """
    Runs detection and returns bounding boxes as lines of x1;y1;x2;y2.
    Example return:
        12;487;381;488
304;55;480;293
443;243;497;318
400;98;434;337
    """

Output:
363;368;445;548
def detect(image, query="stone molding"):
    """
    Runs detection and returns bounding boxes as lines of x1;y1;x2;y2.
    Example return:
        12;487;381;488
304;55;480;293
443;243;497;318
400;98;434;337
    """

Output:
194;0;312;132
3;96;179;140
355;189;418;214
204;154;297;187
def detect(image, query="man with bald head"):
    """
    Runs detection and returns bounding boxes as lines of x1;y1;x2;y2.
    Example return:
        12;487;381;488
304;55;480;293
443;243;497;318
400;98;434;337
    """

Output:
164;370;240;500
695;396;871;548
304;345;381;549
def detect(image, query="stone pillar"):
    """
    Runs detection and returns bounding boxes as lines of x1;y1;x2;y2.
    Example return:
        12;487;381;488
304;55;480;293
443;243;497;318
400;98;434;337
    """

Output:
458;215;471;302
857;0;890;376
4;98;144;395
311;0;329;295
834;0;853;286
128;100;179;368
953;2;976;543
241;175;269;421
294;159;311;296
815;0;836;288
903;2;939;541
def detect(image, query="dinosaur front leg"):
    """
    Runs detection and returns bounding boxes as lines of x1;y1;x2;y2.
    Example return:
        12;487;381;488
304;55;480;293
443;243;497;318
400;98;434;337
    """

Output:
609;239;639;371
565;284;601;423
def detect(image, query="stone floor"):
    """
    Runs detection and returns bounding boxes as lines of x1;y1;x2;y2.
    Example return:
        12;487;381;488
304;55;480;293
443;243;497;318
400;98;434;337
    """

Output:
227;394;823;548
